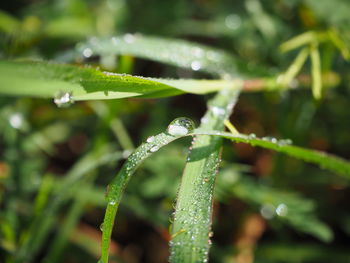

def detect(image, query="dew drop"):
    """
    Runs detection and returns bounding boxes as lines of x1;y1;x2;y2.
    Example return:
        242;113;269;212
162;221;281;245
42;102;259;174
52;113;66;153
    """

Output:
146;136;155;143
167;117;195;136
122;149;132;158
82;47;93;58
109;200;117;205
225;14;241;30
149;146;159;152
191;61;201;71
123;33;135;43
99;223;104;231
210;106;226;117
248;133;256;139
54;91;74;108
278;139;293;146
260;204;275;219
276;203;288;217
9;113;23;129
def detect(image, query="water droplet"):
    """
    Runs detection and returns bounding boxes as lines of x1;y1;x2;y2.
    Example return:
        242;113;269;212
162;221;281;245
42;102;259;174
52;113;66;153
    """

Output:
149;146;159;152
109;200;117;205
225;14;241;30
210;106;226;117
262;136;277;143
278;139;293;146
123;33;135;43
99;223;104;231
260;204;275;219
9;113;23;129
191;61;201;71
167;117;195;136
82;47;93;58
146;136;155;143
248;133;256;139
276;203;288;217
122;149;132;158
54;91;74;108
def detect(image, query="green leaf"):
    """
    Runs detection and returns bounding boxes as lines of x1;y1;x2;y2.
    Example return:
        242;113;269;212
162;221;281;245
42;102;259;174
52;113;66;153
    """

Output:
170;88;241;263
195;131;350;179
0;60;244;101
100;123;195;263
310;43;322;99
77;34;267;77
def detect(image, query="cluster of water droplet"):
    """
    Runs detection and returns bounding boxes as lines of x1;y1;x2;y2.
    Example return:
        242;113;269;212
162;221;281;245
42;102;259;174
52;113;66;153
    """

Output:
261;136;292;146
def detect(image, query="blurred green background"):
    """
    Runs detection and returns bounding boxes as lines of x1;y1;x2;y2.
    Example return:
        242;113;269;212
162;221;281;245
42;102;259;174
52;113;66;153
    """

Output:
1;0;350;262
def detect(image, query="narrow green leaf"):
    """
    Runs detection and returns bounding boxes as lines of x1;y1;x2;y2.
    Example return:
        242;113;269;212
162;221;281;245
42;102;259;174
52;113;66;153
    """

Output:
278;47;309;88
100;120;196;263
170;87;241;263
310;43;322;99
0;60;179;101
0;60;246;102
195;131;350;179
280;31;316;53
77;34;267;77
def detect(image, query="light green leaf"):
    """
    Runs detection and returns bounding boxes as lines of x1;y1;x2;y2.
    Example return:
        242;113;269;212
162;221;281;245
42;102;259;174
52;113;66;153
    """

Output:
77;34;267;77
0;60;244;101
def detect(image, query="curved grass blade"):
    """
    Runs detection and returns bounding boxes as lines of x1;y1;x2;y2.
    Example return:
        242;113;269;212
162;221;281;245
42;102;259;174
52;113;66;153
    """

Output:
98;121;350;262
0;60;247;101
100;122;196;263
169;87;241;263
77;34;268;77
0;60;180;100
194;131;350;179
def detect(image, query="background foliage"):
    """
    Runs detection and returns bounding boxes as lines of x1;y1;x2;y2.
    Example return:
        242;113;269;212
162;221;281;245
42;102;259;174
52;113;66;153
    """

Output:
1;0;350;262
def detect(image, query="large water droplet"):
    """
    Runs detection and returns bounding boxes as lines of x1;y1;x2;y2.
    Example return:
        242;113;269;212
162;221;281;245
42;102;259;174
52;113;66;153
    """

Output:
99;223;104;231
54;91;74;108
167;117;195;136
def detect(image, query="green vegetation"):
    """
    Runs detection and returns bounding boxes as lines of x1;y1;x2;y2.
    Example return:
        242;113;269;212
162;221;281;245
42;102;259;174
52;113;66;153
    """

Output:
1;1;350;263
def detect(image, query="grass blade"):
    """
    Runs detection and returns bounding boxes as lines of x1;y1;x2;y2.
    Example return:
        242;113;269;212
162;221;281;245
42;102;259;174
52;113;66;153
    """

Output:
310;43;322;99
100;118;196;263
194;131;350;179
0;61;249;101
77;34;267;77
170;87;241;263
278;47;309;88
